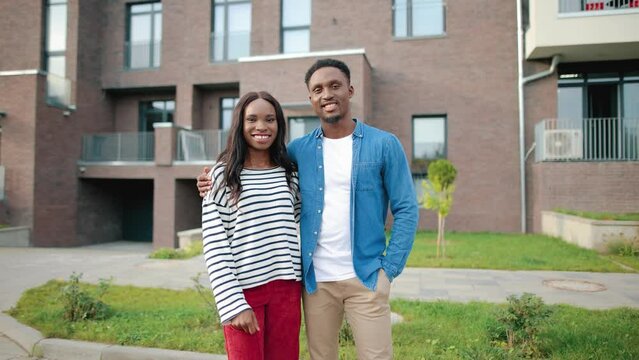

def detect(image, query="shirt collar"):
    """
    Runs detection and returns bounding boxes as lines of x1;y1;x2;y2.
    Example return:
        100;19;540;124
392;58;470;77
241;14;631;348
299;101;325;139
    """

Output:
314;118;363;139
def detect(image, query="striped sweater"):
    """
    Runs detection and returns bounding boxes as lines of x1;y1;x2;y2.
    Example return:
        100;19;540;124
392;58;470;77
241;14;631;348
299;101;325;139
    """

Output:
202;164;302;323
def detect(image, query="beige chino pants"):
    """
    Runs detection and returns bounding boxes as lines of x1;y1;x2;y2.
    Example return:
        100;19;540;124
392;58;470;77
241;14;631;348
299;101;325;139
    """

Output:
303;270;392;360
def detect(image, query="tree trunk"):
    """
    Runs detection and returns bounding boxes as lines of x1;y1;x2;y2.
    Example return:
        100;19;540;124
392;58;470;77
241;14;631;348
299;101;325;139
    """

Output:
436;212;442;258
442;216;446;258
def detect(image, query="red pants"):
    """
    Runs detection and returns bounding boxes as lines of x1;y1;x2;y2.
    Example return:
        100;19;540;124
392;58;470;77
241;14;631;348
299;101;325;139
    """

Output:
223;280;302;360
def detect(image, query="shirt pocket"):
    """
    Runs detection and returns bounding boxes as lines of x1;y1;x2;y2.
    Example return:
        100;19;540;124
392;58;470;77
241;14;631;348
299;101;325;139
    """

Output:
355;162;382;191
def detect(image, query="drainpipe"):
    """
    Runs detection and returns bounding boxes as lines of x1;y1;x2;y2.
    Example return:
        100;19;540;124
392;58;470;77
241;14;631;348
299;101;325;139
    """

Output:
516;0;561;233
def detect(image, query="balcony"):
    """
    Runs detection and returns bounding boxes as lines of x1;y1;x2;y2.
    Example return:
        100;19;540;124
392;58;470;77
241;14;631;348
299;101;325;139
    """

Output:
80;132;155;163
525;0;639;61
80;128;229;164
175;129;229;162
535;118;639;162
210;31;250;62
126;41;161;69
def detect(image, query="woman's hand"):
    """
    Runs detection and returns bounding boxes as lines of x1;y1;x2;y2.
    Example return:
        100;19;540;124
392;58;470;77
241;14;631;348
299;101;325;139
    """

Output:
230;309;260;334
198;166;212;197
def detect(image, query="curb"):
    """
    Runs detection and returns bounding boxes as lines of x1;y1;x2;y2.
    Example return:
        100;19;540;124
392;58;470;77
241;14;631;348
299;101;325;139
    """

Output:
0;313;43;354
1;313;227;360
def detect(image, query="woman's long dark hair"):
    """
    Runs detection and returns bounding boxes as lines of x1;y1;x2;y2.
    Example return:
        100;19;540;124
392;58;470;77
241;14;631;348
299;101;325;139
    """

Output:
216;91;296;204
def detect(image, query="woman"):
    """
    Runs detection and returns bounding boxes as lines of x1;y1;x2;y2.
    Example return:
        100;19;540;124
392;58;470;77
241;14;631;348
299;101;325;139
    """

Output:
202;91;301;360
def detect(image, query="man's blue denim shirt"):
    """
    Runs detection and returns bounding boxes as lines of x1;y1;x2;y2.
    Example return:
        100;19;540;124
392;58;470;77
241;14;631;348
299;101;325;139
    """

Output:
288;119;419;294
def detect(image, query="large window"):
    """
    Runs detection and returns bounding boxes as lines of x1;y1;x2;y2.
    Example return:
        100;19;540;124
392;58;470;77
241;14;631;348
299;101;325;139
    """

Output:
557;65;639;160
412;115;446;174
127;2;162;69
45;0;68;106
412;115;446;200
220;97;239;130
288;117;319;141
281;0;311;53
393;0;445;38
139;100;174;132
211;0;251;62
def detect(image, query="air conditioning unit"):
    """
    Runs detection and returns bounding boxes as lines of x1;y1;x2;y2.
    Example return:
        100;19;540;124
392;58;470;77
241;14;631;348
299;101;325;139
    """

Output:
544;129;583;160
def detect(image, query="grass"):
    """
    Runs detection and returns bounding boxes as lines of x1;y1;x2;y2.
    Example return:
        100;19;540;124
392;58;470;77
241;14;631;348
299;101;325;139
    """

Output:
8;281;639;359
8;280;226;354
407;231;636;272
554;208;639;222
148;242;203;260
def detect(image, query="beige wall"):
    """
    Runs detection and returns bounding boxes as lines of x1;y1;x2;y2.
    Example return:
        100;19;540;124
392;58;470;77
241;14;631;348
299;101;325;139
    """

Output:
526;1;639;61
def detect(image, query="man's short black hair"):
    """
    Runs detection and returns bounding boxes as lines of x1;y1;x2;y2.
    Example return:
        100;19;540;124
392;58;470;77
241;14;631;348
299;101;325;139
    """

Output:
304;58;351;87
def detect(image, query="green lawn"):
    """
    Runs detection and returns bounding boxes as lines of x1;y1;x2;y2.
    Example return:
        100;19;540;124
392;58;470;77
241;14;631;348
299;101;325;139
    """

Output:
554;208;639;222
8;281;639;359
406;231;637;272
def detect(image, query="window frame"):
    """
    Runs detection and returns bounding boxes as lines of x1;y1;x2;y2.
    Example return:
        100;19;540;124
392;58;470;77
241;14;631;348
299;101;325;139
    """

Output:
392;0;447;39
280;0;311;54
44;0;69;108
210;0;252;62
219;97;239;130
411;115;448;172
558;69;639;119
138;100;175;132
287;116;320;142
125;1;162;70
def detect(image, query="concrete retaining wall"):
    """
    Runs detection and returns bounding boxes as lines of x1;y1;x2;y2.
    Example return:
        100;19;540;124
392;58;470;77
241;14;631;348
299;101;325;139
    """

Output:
0;226;30;247
177;228;202;249
541;211;639;252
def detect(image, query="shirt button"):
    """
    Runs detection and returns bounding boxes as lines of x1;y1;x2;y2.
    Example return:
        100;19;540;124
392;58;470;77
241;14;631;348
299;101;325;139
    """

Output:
317;145;321;149
313;231;318;235
317;210;321;213
308;252;312;257
319;165;323;169
319;187;323;191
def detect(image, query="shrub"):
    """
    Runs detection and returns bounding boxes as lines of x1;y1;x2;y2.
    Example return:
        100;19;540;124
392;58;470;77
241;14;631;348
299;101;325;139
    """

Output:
607;235;639;258
493;293;552;358
61;273;112;322
149;242;203;259
338;320;354;345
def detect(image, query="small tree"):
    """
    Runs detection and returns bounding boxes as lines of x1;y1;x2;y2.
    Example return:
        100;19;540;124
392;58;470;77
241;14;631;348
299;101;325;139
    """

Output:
421;159;457;258
495;293;552;357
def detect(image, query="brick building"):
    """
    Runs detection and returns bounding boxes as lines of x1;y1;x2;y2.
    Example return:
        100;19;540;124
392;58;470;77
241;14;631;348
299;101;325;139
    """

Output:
0;0;637;247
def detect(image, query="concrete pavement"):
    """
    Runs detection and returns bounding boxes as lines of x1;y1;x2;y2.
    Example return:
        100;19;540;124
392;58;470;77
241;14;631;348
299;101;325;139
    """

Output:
1;242;638;359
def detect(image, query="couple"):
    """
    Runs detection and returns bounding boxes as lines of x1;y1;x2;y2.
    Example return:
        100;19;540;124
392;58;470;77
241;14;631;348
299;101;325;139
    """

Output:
199;58;419;360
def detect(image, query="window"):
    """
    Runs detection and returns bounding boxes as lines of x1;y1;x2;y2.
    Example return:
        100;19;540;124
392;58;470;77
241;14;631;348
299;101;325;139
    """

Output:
281;0;311;53
393;0;445;38
557;66;639;160
412;115;446;200
127;2;162;69
220;97;239;130
139;100;174;132
412;115;446;175
45;0;68;106
288;117;319;141
211;0;251;62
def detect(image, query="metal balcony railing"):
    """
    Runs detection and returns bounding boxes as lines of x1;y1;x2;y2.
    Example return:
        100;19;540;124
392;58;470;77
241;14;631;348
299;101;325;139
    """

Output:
176;129;229;162
210;31;250;62
559;0;639;13
535;118;639;162
126;41;161;69
81;132;155;162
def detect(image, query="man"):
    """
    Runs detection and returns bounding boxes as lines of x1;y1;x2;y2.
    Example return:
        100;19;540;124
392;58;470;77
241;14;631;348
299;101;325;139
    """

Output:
198;58;418;360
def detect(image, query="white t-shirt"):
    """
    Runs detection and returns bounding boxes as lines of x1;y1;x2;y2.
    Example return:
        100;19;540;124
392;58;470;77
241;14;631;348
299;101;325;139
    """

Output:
313;134;356;282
